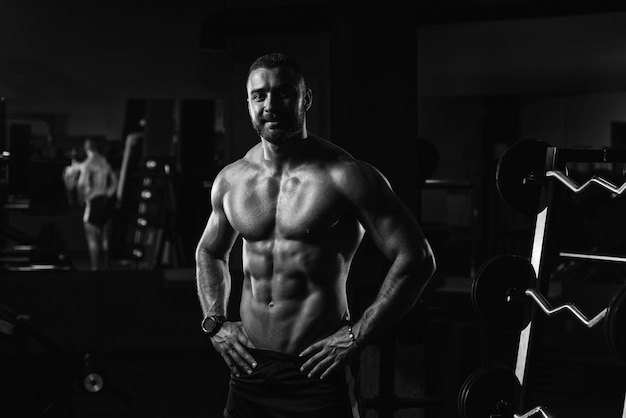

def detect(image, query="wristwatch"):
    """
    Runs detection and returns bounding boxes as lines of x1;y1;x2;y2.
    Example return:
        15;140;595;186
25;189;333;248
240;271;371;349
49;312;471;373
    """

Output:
201;315;227;337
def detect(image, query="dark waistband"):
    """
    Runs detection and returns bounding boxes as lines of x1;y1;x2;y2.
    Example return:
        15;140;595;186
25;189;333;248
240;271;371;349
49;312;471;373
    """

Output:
247;347;304;362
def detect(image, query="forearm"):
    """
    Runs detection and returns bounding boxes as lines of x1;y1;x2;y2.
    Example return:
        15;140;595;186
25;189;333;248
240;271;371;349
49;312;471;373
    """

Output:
63;166;79;190
352;251;435;345
196;247;231;318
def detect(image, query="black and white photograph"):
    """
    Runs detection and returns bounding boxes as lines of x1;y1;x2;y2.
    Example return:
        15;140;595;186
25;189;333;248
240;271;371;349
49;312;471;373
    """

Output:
2;1;626;417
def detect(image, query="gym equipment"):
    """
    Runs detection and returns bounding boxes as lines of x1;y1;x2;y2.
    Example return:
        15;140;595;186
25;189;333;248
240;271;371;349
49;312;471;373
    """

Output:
495;139;550;217
496;140;626;216
0;153;73;271
0;303;131;414
472;255;533;331
546;170;626;195
559;251;626;264
125;158;184;269
82;353;105;394
472;254;626;363
458;365;553;418
605;286;626;366
491;142;626;416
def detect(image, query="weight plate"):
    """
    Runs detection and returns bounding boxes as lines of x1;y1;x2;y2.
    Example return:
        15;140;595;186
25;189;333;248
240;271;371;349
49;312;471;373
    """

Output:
458;367;478;418
472;255;534;330
458;365;521;418
605;285;626;364
496;139;550;217
83;372;104;393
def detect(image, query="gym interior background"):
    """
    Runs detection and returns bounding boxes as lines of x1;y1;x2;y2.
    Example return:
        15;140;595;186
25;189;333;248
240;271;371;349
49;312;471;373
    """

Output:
2;1;626;417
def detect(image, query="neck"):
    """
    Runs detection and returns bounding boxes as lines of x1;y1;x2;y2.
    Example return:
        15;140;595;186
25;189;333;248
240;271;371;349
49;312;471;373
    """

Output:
260;130;308;171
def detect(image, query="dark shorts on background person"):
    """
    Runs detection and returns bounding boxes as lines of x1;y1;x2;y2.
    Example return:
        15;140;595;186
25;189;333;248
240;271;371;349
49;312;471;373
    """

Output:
224;348;363;418
85;195;114;228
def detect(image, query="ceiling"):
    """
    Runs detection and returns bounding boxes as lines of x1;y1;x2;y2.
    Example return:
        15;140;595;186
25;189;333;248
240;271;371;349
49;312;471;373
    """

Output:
415;0;626;25
4;0;626;99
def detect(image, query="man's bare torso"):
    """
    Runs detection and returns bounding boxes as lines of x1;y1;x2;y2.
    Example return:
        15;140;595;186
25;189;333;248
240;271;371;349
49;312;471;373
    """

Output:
221;136;365;354
79;154;114;201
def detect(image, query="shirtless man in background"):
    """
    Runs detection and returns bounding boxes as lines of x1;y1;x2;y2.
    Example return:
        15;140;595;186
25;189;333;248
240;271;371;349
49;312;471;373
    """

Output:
195;52;436;418
64;138;117;270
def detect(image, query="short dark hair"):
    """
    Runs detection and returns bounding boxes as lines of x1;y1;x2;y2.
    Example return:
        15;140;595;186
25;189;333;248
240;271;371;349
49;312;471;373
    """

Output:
84;138;99;153
248;52;306;86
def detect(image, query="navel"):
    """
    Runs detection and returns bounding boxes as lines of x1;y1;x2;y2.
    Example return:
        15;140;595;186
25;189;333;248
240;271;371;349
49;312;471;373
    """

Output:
268;301;275;308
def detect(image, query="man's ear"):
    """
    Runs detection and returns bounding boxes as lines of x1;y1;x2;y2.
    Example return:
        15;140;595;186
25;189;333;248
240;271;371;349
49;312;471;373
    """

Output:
304;88;313;111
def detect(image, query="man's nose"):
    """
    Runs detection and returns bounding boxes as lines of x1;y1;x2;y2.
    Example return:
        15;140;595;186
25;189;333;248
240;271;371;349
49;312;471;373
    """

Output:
264;93;279;112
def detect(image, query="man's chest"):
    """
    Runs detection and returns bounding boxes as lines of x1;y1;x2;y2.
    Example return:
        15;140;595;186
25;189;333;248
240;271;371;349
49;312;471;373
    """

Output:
224;174;345;240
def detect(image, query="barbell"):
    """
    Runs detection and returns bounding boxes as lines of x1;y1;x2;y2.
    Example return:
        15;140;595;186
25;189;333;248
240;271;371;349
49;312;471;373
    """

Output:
496;139;626;215
472;255;626;364
496;139;550;217
458;365;554;418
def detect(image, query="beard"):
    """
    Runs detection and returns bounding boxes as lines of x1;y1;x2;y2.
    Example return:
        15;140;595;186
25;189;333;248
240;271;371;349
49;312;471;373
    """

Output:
252;110;306;144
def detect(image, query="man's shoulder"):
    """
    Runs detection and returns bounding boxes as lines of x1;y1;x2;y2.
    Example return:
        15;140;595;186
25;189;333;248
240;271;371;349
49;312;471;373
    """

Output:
313;146;389;198
213;150;260;187
297;135;371;180
83;154;110;169
328;158;377;189
220;152;259;177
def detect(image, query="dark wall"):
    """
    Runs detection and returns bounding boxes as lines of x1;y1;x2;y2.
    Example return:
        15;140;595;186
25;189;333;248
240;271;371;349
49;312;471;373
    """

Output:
330;3;419;214
0;2;223;100
418;12;626;97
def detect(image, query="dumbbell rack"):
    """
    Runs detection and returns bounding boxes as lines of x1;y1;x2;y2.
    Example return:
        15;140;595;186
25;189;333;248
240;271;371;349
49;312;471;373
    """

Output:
515;146;626;414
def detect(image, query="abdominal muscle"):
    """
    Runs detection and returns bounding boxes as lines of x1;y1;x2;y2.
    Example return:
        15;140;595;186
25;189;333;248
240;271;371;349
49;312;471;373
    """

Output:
239;238;351;355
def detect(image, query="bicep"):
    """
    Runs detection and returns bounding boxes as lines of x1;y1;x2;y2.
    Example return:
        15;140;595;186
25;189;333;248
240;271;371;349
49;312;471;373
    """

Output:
365;191;428;261
349;165;430;261
197;209;238;261
196;181;238;261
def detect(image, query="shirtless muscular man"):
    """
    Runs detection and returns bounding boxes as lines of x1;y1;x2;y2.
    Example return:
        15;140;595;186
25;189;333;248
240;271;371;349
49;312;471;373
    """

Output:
196;52;436;418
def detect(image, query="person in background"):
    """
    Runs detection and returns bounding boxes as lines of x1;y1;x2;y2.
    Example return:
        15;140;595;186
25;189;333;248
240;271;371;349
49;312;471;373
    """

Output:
64;138;117;270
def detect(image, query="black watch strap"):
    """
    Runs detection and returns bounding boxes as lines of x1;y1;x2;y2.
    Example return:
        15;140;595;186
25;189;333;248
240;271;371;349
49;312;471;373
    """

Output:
201;315;227;337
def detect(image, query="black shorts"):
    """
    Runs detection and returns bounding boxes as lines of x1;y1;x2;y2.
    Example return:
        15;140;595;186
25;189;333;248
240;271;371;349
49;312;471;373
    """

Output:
85;195;114;228
224;348;363;418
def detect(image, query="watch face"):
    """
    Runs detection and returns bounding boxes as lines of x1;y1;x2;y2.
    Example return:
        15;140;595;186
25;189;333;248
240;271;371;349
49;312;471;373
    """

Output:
202;315;226;335
202;317;217;333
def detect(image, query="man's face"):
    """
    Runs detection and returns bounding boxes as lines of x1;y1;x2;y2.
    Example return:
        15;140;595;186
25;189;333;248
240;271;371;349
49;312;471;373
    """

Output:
246;66;311;145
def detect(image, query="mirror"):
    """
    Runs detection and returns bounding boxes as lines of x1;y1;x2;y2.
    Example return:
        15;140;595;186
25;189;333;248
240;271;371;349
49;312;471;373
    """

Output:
1;98;225;272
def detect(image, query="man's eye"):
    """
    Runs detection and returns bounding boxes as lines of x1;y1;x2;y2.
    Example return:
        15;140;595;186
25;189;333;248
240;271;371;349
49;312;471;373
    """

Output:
251;93;265;101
